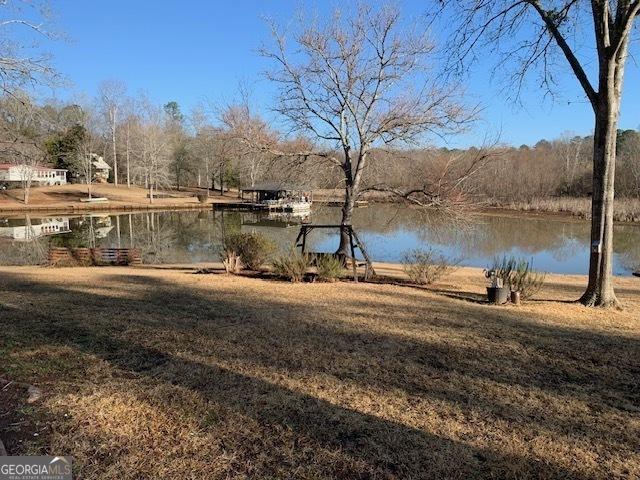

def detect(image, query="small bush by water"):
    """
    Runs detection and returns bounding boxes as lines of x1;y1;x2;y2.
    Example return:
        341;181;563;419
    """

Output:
220;232;276;271
272;251;312;282
315;255;344;282
401;248;457;285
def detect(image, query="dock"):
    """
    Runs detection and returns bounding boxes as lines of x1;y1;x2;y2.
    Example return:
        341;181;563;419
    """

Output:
217;201;311;213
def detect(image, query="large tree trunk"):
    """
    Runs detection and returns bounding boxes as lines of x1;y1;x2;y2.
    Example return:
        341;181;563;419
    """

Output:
579;69;620;307
337;186;356;256
336;150;362;256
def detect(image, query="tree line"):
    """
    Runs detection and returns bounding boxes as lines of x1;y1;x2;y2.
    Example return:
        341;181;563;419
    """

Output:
7;88;638;206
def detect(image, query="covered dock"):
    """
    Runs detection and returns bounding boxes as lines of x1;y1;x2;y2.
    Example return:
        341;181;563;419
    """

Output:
238;183;313;213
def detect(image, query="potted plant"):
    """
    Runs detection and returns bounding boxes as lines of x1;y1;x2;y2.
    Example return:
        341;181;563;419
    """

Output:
486;256;547;305
484;257;515;305
484;267;510;304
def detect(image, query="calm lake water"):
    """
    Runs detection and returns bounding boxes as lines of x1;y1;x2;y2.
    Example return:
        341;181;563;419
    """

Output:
1;205;638;275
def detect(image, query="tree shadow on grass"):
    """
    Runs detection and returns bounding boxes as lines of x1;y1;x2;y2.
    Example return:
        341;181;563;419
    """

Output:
1;271;638;478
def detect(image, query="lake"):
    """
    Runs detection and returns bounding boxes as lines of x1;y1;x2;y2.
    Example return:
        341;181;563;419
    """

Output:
0;205;638;275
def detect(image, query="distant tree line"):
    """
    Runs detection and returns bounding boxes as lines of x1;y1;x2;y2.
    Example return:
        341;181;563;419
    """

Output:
1;88;638;205
411;131;640;203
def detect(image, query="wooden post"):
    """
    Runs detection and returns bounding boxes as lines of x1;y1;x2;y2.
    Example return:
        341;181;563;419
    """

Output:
348;226;358;282
301;227;307;254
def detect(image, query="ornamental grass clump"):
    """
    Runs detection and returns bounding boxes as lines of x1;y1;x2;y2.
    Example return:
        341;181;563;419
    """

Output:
509;259;546;300
315;254;344;282
401;248;457;285
220;232;276;271
272;251;312;282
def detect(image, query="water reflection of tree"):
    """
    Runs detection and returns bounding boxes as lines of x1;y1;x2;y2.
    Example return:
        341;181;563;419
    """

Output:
315;206;593;258
130;212;177;264
0;216;49;265
109;210;230;264
614;225;640;271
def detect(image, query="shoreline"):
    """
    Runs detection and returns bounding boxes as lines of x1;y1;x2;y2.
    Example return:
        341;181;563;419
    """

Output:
0;201;217;214
0;184;638;224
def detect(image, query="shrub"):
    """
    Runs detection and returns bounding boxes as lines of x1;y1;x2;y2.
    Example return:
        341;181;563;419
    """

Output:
489;256;546;299
221;250;242;274
488;255;517;287
401;248;457;285
509;259;546;299
315;254;344;282
272;251;312;282
220;232;276;270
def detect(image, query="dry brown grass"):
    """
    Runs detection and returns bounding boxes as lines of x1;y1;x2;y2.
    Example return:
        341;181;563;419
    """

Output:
0;265;639;479
486;197;640;222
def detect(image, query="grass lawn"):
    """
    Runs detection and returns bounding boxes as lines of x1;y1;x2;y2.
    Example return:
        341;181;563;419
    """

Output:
0;184;239;211
0;265;639;479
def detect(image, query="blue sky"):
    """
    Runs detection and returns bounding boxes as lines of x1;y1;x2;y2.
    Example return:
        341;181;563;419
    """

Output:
41;0;639;148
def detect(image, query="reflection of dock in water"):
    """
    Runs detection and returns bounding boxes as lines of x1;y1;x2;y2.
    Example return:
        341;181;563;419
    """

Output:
0;217;71;241
241;211;310;228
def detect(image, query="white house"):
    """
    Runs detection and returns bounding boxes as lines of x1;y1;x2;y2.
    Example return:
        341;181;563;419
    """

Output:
75;154;111;184
0;163;68;186
0;217;71;241
90;154;111;183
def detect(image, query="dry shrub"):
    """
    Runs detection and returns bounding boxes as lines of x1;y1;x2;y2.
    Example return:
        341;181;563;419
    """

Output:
401;248;456;285
272;251;312;282
220;232;276;270
509;260;546;300
315;255;344;282
221;250;242;274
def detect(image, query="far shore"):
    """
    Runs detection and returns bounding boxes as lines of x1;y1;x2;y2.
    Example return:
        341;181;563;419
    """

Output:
0;184;240;214
1;184;639;223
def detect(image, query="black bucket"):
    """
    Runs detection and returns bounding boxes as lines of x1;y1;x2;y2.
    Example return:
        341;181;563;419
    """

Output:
487;286;510;305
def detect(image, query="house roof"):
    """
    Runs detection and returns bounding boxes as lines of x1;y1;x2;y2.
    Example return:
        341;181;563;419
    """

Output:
91;157;111;170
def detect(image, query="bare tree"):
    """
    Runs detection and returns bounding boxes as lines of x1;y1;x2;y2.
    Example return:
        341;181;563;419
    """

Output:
98;80;126;186
119;98;138;188
440;0;639;307
0;0;58;96
262;4;472;253
190;113;218;197
75;108;102;200
0;91;47;204
130;98;171;203
219;101;278;189
617;129;640;196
